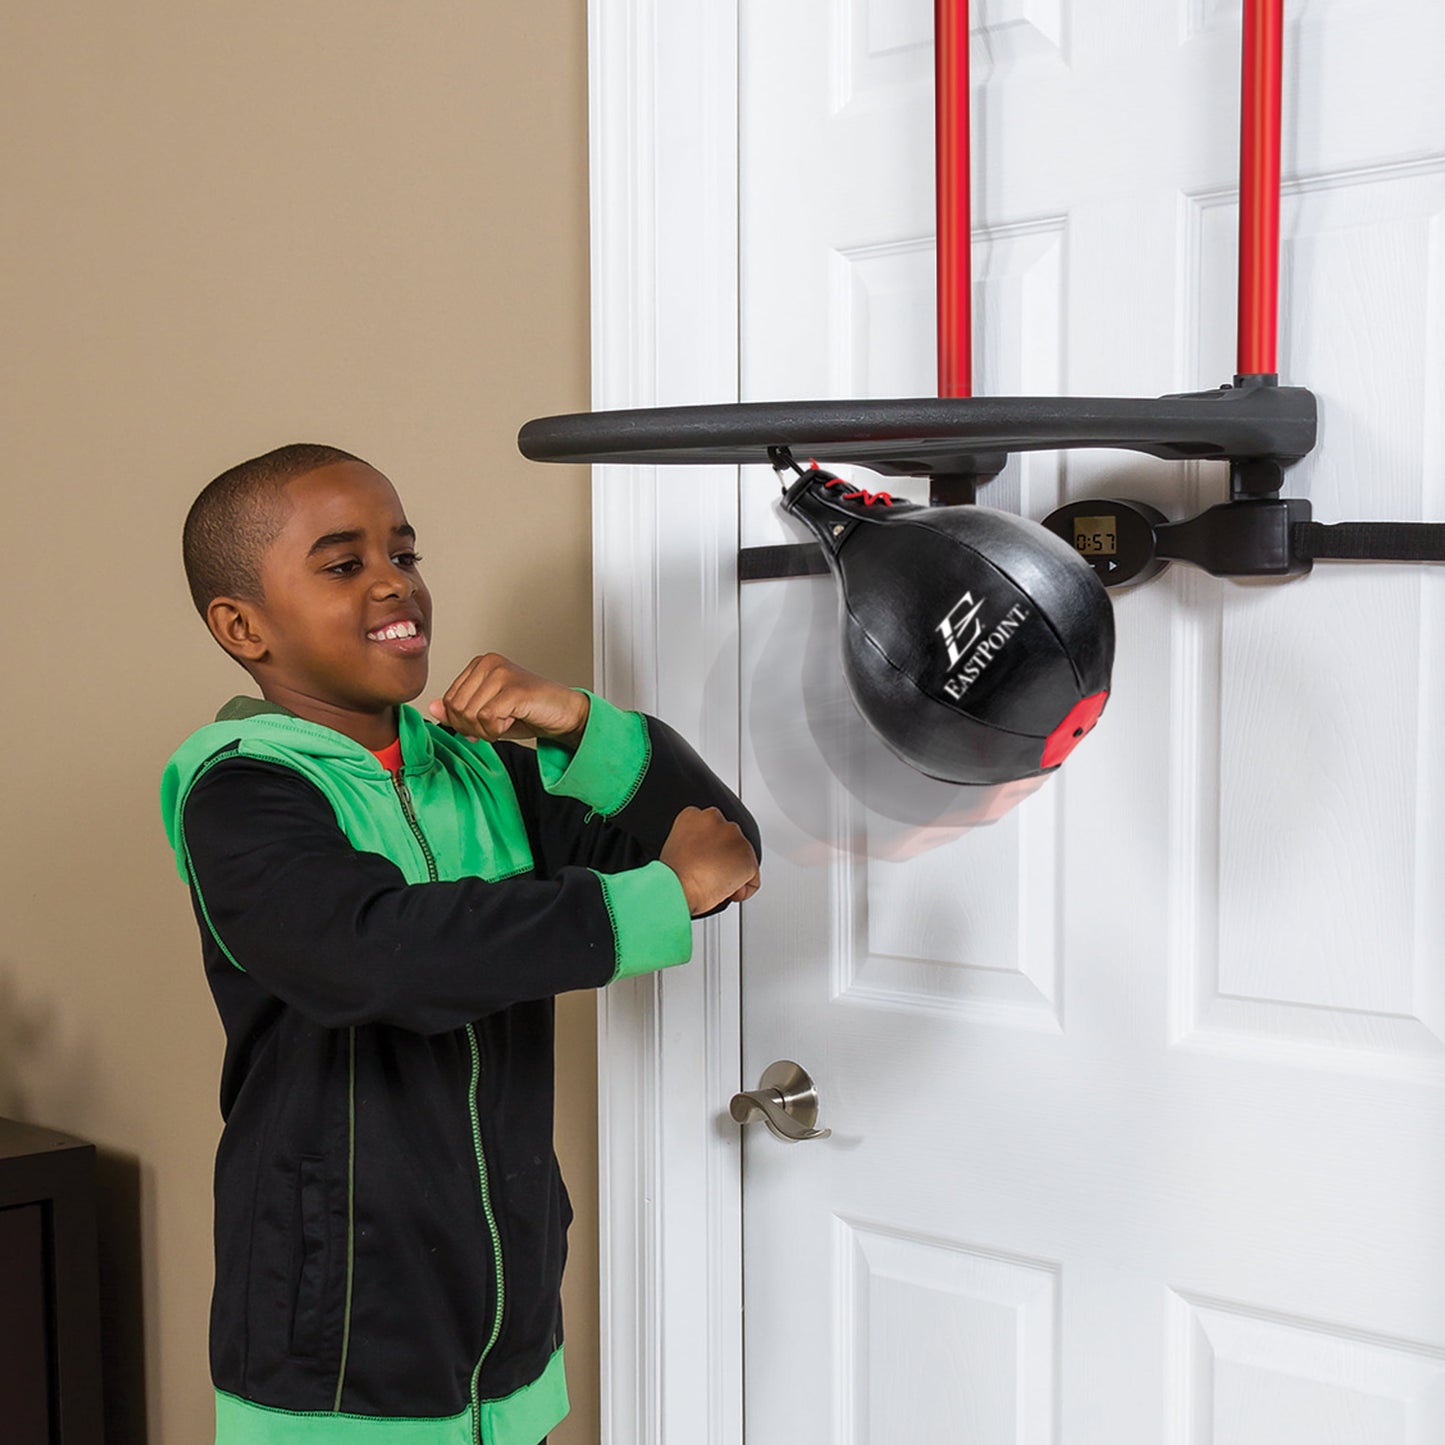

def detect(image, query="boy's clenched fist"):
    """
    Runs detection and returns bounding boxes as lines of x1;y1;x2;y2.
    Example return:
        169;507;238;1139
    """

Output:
660;806;761;914
428;654;589;747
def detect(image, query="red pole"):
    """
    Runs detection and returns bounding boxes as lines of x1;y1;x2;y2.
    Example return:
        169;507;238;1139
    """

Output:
936;0;972;398
1237;0;1284;378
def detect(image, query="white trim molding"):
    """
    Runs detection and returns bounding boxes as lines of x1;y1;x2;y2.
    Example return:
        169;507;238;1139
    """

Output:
588;2;743;1442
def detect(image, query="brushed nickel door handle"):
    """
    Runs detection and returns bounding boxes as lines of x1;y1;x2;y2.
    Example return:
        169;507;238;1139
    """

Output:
729;1060;831;1142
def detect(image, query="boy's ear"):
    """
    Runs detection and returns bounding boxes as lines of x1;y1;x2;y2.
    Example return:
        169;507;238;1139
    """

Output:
206;597;270;664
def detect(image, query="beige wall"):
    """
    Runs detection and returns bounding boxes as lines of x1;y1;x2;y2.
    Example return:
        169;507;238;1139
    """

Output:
0;5;597;1441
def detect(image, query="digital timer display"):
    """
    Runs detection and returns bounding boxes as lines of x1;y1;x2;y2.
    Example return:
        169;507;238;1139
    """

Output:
1043;497;1167;587
1072;515;1118;557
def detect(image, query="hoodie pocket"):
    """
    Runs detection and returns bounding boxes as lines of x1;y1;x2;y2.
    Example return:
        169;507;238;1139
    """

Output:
288;1155;336;1360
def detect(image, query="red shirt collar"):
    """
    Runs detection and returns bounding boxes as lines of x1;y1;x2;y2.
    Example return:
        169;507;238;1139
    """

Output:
370;737;404;773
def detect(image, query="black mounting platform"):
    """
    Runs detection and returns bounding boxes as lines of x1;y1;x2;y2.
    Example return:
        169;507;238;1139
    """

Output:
517;382;1317;479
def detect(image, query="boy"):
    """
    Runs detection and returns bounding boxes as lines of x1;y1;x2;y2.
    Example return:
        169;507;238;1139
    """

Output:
161;445;761;1444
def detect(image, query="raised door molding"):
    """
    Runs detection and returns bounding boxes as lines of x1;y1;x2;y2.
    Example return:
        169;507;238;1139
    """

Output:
587;2;744;1442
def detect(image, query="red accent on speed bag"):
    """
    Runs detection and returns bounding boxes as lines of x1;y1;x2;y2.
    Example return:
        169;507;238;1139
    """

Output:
1040;691;1109;770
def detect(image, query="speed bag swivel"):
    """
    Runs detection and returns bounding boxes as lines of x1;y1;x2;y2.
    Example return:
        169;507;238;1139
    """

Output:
780;466;1115;786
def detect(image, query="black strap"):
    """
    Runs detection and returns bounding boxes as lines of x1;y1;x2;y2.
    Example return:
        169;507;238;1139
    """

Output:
1293;521;1445;564
739;542;829;581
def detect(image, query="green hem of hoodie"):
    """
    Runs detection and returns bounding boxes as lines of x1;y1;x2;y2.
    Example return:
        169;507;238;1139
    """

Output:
214;1345;567;1444
535;689;649;817
592;860;693;980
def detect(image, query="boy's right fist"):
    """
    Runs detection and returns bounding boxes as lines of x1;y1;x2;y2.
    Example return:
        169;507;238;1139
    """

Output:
659;806;761;915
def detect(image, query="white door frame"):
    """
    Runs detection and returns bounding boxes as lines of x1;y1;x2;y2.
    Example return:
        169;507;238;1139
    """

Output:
587;3;745;1443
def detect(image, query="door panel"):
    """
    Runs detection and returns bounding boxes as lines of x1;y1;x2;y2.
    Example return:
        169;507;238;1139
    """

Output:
737;2;1445;1441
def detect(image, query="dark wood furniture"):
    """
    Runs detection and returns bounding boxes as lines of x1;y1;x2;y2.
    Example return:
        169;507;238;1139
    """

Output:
0;1117;104;1443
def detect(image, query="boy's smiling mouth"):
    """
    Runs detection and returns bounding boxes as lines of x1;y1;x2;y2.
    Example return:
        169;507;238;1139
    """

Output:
366;616;428;654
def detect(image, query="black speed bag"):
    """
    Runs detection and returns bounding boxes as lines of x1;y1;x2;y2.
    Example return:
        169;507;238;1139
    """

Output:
780;467;1115;785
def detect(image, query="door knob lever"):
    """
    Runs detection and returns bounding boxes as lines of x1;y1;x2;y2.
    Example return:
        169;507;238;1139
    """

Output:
729;1060;831;1143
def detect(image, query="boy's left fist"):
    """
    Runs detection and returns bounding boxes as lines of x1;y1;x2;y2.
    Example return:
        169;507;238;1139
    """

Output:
428;654;589;746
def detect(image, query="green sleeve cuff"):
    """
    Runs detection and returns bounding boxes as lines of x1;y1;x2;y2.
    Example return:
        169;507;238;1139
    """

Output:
591;860;694;980
535;689;650;817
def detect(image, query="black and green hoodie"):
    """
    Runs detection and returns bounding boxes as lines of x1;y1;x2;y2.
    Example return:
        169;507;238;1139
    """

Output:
160;688;759;1445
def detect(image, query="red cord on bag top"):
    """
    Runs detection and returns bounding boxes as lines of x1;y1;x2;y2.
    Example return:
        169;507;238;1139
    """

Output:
834;483;895;507
809;458;896;507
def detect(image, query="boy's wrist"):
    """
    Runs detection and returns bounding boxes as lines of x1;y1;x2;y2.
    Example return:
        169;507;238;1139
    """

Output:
543;690;590;751
661;860;701;915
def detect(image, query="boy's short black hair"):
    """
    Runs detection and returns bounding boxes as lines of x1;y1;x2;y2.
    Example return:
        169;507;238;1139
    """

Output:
183;443;361;617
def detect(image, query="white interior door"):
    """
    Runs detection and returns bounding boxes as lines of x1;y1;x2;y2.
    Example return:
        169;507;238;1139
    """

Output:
736;3;1445;1442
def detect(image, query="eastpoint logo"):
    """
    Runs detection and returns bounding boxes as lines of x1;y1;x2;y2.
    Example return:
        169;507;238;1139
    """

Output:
936;590;1031;701
937;591;986;668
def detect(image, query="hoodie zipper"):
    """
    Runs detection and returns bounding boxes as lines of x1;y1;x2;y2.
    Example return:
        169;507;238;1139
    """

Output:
391;771;439;882
465;1025;507;1442
389;769;505;1440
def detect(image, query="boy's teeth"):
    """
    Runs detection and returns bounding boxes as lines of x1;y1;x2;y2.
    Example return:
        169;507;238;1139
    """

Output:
369;621;418;641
